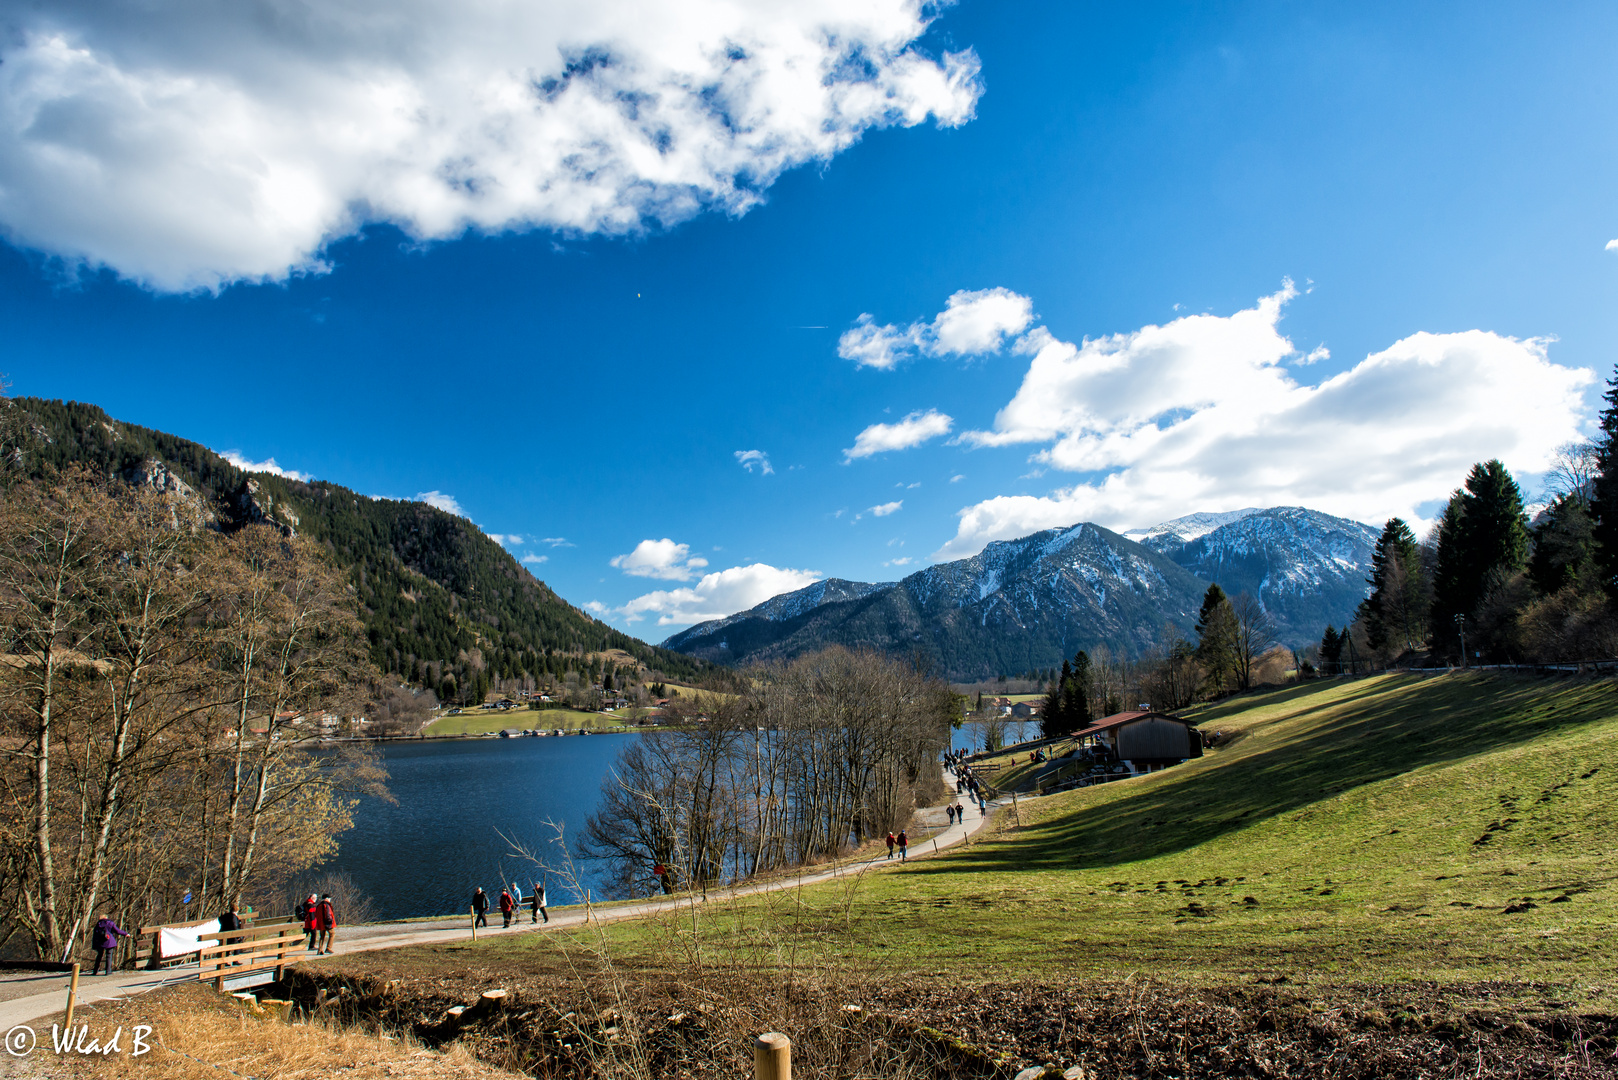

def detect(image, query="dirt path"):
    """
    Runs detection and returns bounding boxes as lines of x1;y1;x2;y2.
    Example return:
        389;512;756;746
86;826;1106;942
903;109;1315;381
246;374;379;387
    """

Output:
0;771;1000;1031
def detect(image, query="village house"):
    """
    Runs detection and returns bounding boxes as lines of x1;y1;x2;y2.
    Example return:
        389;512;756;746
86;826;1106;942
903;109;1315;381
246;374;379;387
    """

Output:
1077;709;1203;774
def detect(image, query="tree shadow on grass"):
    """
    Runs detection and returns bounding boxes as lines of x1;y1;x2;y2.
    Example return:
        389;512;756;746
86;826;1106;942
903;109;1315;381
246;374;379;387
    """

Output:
915;673;1617;875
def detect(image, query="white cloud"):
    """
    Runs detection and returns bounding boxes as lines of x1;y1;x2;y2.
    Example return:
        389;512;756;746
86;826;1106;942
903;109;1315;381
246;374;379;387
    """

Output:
938;283;1595;560
869;500;903;517
837;287;1033;369
220;450;312;483
0;2;981;292
486;533;524;546
415;490;467;517
1607;239;1618;251
620;563;822;626
843;409;953;460
884;556;913;567
541;537;575;547
522;553;548;565
610;538;710;581
734;449;774;475
585;600;610;615
950;474;964;483
1294;344;1330;366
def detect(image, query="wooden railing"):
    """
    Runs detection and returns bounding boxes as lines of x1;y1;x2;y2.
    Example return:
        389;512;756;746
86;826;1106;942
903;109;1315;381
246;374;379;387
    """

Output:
134;915;294;970
197;923;306;992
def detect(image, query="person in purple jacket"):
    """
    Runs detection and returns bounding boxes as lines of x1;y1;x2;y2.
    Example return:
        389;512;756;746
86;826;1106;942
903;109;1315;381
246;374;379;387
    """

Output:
91;913;128;975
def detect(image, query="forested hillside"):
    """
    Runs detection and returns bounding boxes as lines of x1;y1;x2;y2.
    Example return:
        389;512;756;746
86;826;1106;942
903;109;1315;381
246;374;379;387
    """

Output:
5;397;707;698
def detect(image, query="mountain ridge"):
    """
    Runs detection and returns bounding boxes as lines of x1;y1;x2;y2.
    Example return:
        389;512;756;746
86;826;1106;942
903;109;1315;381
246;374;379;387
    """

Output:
665;507;1379;678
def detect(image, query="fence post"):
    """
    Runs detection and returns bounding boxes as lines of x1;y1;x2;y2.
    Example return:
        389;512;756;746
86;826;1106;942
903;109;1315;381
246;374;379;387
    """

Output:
755;1032;791;1080
64;962;81;1032
470;906;477;943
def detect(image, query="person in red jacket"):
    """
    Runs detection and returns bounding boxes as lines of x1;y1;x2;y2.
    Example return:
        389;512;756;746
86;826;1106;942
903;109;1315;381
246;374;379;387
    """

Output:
499;888;514;928
301;894;319;951
315;894;336;955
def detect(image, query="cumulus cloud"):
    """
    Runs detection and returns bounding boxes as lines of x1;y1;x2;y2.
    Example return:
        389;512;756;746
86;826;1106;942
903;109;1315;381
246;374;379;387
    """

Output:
1608;239;1618;251
843;409;953;460
734;449;774;475
938;284;1594;559
486;533;523;546
220;450;312;483
522;553;548;565
0;2;981;292
618;563;822;626
415;490;467;517
869;500;903;517
837;287;1033;369
610;538;710;581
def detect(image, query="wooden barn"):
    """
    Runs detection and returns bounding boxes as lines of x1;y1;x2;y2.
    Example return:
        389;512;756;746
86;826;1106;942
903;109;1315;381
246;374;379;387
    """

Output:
1078;710;1203;773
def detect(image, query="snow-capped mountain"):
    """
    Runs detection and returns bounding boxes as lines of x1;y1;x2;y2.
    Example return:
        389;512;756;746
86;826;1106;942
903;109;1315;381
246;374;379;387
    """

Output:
664;507;1378;679
1123;507;1265;544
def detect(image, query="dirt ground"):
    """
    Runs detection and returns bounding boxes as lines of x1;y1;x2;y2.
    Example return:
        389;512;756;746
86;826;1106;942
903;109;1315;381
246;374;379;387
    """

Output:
282;951;1618;1080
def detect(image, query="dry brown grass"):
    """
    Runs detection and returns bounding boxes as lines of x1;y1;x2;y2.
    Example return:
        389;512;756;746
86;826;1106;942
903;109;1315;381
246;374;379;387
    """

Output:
37;981;526;1080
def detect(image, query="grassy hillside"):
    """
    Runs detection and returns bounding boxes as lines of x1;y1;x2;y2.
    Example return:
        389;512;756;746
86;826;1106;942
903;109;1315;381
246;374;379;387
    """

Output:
431;672;1618;1007
6;396;709;694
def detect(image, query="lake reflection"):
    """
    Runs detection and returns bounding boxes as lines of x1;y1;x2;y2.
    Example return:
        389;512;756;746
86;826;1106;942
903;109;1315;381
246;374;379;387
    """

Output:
332;733;630;921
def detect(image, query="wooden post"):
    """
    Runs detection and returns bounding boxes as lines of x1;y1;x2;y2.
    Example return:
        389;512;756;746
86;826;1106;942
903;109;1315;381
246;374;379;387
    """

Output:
470;906;477;943
1011;790;1021;828
755;1032;791;1080
64;962;81;1032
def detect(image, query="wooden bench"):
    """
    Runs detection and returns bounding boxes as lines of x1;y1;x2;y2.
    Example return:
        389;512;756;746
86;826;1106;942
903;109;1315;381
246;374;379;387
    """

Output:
198;923;306;993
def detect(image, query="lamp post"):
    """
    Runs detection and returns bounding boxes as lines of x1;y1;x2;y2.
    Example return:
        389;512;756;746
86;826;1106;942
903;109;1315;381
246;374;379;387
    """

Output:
1454;614;1467;669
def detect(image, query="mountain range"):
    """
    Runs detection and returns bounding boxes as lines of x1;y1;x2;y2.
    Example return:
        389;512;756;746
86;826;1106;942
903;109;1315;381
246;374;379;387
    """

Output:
663;507;1379;679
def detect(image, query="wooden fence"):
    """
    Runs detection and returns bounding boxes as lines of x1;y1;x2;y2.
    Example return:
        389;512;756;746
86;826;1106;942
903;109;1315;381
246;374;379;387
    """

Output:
197;923;306;993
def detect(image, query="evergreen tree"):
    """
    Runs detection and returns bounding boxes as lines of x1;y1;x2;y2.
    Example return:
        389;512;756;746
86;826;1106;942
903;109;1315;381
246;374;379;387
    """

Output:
1195;584;1237;693
1062;651;1092;730
1360;517;1427;653
1529;494;1597;596
1432;461;1529;649
1319;625;1343;673
1591;368;1618;594
1039;663;1067;738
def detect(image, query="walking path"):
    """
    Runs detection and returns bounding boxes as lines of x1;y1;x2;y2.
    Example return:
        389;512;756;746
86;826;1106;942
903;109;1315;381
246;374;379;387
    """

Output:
0;772;1006;1031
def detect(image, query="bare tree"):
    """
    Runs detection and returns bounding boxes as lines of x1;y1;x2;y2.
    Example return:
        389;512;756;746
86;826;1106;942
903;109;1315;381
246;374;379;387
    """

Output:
1229;593;1275;692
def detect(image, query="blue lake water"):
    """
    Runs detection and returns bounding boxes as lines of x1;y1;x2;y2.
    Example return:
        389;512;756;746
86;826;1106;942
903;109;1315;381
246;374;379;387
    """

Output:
331;734;630;921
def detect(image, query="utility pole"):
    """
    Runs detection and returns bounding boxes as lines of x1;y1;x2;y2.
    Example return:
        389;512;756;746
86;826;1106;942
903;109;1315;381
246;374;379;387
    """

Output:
1454;613;1467;669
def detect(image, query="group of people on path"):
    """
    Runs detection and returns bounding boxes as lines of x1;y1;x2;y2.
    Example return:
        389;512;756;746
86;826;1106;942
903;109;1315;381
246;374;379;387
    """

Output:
884;829;909;860
300;894;337;954
472;882;547;928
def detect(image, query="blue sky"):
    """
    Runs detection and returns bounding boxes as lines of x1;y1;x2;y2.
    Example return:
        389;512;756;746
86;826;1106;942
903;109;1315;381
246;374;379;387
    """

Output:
3;1;1616;638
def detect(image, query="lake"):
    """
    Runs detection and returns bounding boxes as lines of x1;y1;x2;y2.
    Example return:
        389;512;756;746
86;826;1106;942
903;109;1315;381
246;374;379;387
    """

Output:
331;733;631;921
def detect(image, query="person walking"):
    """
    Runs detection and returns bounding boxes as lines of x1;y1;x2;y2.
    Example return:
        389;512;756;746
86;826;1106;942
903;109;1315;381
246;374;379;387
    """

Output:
897;829;908;861
315;894;336;954
499;887;514;928
472;887;489;927
301;894;319;951
885;832;896;859
90;913;128;975
531;882;547;924
946;804;956;826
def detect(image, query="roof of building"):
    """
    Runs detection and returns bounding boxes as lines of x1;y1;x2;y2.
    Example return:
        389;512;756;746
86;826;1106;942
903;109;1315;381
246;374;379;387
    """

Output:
1080;710;1188;734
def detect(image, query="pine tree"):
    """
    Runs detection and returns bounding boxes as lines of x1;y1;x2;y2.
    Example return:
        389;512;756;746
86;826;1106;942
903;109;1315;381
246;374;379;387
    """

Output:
1195;584;1237;693
1529;494;1597;595
1063;651;1092;729
1360;517;1427;654
1590;367;1618;594
1319;625;1342;673
1432;460;1529;653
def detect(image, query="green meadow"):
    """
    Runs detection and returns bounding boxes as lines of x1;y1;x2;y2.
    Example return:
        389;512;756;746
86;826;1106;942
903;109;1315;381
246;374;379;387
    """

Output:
457;673;1618;1010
